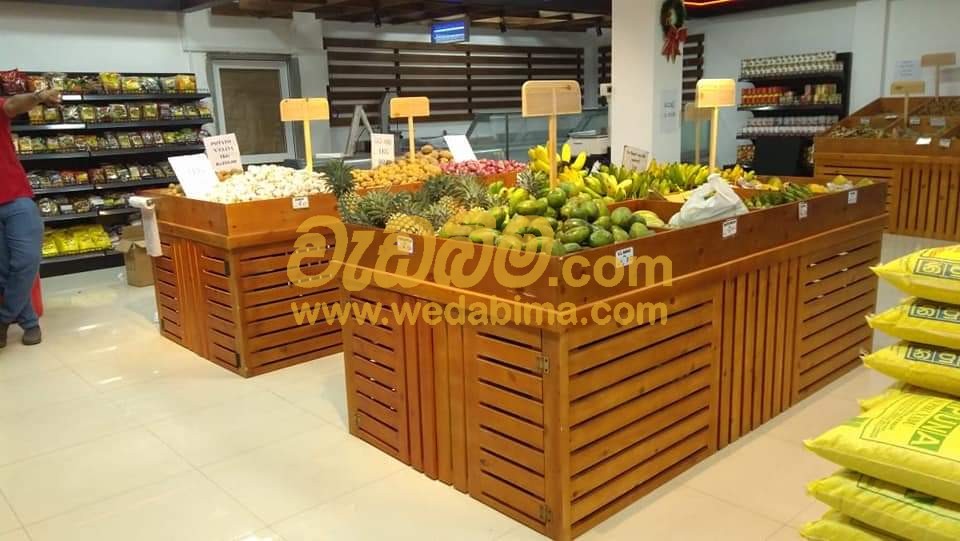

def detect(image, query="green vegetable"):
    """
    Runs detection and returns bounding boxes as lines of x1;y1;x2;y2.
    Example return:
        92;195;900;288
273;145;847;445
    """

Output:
592;216;612;231
516;199;547;216
611;225;630;243
546;188;567;209
629;222;652;239
611;207;633;228
588;229;614;248
559;226;591;245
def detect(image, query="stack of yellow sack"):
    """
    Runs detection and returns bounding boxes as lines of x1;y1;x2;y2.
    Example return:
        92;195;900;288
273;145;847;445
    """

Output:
801;245;960;540
42;225;113;258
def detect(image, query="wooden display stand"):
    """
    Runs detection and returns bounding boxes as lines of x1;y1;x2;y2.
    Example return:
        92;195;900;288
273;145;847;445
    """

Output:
338;184;887;539
815;96;960;241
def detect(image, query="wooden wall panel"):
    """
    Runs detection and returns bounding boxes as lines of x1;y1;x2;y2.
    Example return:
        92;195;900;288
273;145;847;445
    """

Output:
717;258;799;449
325;38;584;127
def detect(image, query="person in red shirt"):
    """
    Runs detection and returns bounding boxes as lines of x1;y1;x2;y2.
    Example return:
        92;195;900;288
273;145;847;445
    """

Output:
0;88;60;347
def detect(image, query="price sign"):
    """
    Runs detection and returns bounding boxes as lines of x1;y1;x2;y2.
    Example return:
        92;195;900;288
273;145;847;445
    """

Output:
203;134;242;176
292;196;310;210
931;117;947;128
396;235;414;255
168;154;219;199
370;133;396;168
847;190;859;205
443;135;477;163
695;79;736;108
940;138;953;149
860;118;870;126
916;137;932;146
798;201;808;220
622;146;650;172
722;218;737;239
615;247;634;267
909;116;921;126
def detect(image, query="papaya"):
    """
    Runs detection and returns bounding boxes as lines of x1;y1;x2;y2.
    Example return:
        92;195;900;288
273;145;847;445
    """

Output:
588;229;614;248
611;225;630;243
516;199;548;216
559;226;591;245
469;228;500;245
611;207;633;228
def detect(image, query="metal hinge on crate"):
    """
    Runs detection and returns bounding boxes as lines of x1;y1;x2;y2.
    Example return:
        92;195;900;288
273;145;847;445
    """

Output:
537;354;550;374
539;504;553;523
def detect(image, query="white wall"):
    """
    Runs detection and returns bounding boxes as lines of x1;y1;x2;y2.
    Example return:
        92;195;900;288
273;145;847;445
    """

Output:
884;0;960;96
686;0;857;166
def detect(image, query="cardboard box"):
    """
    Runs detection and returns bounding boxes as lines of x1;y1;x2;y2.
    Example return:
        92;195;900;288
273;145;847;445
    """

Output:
117;224;154;287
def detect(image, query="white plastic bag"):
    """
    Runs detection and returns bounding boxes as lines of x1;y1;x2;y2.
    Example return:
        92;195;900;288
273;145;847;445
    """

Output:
668;174;749;228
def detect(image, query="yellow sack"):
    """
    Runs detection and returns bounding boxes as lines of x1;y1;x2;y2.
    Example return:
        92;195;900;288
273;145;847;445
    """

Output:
872;246;960;305
859;382;936;412
805;391;960;503
863;342;960;397
801;510;903;541
808;470;960;541
868;297;960;350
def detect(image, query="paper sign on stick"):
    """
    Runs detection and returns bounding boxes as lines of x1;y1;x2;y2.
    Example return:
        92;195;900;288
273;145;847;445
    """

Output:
390;97;431;160
696;79;736;170
168;154;219;199
521;80;583;188
921;53;957;97
370;133;396;169
622;146;650;172
443;135;477;163
203;134;242;177
279;97;330;172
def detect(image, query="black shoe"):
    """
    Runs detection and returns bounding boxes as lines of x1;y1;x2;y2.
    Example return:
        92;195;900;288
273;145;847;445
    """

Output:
22;326;41;346
0;323;7;348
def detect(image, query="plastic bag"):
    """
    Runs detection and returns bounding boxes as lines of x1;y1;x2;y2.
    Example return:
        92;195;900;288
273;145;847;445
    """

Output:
863;342;960;397
872;246;960;305
668;174;748;228
805;391;960;503
801;510;903;541
867;297;960;350
808;470;960;541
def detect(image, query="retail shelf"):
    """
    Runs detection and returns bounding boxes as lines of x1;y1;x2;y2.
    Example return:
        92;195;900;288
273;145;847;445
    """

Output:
33;184;94;196
32;178;176;196
738;71;845;84
17;151;89;162
85;118;212;130
40;250;118;265
11;123;86;133
738;104;844;113
60;92;210;102
89;144;205;157
42;211;99;223
98;207;140;217
737;133;822;140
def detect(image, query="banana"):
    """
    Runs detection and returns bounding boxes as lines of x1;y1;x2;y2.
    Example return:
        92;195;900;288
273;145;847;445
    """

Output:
571;151;587;171
561;143;572;164
533;159;550;173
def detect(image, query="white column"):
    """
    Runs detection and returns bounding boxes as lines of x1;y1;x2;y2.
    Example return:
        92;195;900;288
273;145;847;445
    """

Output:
850;0;889;111
292;11;333;154
611;0;683;163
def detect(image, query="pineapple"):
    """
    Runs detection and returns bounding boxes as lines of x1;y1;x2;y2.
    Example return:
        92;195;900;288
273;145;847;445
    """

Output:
321;159;355;198
418;174;460;205
385;213;435;237
451;176;495;209
337;191;361;223
422;198;464;230
354;190;396;228
517;168;549;198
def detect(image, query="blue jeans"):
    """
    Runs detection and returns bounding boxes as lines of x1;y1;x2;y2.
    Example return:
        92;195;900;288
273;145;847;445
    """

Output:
0;197;42;329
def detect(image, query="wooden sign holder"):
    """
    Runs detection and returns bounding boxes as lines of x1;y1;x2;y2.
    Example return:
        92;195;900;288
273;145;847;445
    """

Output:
521;80;582;188
890;80;926;126
390;97;431;161
280;97;330;171
921;52;957;98
684;103;712;165
695;79;736;171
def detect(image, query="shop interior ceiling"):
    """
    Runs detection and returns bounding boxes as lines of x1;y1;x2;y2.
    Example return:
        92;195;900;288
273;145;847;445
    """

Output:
14;0;831;24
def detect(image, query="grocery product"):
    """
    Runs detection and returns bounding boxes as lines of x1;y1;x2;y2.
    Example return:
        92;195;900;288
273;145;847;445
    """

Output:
351;145;444;189
744;183;814;210
43;225;113;257
801;510;902;541
808;470;960;541
198;165;329;204
872;246;960;305
805;391;960;502
440;159;522;177
863;342;960;397
867;297;960;350
385;214;435;237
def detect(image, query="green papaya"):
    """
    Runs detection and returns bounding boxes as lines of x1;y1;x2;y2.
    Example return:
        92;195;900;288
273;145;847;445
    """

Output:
611;225;630;243
563;242;583;253
610;207;633;228
502;216;530;237
562;218;589;231
588;229;614;248
559;225;591;245
469;228;500;245
546;188;567;209
581;201;600;221
516;199;547;216
629;222;652;239
592;216;612;231
525;217;556;238
496;234;524;251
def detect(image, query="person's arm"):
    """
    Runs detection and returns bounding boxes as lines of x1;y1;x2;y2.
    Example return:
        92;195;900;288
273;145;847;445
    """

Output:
1;89;61;118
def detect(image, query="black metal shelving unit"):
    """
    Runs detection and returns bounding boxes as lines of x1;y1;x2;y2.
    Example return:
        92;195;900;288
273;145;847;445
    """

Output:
737;52;852;177
6;71;211;277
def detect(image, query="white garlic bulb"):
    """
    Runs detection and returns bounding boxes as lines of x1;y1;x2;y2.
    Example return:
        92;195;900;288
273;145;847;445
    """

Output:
200;165;330;204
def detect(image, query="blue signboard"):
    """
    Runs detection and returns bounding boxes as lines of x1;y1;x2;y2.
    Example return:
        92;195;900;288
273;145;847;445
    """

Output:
431;20;469;44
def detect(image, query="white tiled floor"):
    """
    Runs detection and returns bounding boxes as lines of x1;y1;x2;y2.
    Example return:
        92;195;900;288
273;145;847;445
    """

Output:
0;234;946;540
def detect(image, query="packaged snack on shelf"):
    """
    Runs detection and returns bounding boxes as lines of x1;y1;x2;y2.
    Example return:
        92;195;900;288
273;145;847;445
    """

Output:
75;170;89;184
64;77;84;94
95;105;112;123
159;103;172;120
57;198;75;215
151;130;165;144
80;105;96;122
61;105;81;123
61;171;76;186
142;103;159;120
104;133;120;149
46;72;67;92
26;173;42;190
128;165;141;180
801;510;901;541
71;197;92;214
808;470;960;541
141;131;156;146
117;133;132;149
1;69;28;95
81;75;102;95
32;137;47;153
58;134;76;151
873;246;960;305
103;165;119;181
17;136;32;154
121;76;142;94
170;104;185;119
43;106;60;123
43;136;59;152
162;131;177;145
27;106;44;125
160;76;177;94
26;75;48;93
141;77;161;94
37;198;59;217
52;229;80;254
88;168;105;184
175;74;197;93
183;103;199;119
109;103;128;121
130;134;144;148
100;72;121;94
805;391;960;503
116;167;131;182
41;235;58;258
45;171;62;187
197;103;212;118
863;342;960;397
127;105;142;121
868;298;960;350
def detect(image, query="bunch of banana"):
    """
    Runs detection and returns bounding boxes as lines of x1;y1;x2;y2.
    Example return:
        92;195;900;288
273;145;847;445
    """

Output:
527;143;588;175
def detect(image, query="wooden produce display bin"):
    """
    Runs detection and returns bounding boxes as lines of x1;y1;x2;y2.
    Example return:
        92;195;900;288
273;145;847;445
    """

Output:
815;96;960;241
337;183;887;540
149;191;343;377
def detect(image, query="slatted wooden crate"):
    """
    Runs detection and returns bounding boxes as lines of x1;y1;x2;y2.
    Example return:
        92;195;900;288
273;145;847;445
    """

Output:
149;191;343;377
338;184;888;540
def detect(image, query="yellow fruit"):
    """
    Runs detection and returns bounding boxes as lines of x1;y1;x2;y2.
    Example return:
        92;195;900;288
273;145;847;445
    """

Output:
561;143;572;163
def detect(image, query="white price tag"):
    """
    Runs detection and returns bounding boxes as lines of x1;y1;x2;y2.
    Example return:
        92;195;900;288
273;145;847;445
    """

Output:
203;134;242;176
168;154;219;199
940;138;953;149
909;116;921;126
396;235;414;255
931;117;947;128
292;196;310;210
370;133;396;168
615;247;634;267
442;135;477;163
590;160;602;174
798;201;808;220
622;145;650;172
847;190;859;205
722;218;737;239
916;137;932;146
